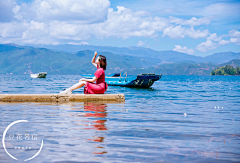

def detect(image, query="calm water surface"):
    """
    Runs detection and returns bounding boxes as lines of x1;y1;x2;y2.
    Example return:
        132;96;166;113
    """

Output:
0;74;239;162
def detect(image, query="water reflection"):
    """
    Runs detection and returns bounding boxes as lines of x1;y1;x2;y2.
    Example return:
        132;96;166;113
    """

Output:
84;102;108;131
83;102;108;155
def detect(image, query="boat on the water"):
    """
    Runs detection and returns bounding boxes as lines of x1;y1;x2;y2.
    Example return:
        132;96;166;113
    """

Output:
82;73;162;88
30;72;47;78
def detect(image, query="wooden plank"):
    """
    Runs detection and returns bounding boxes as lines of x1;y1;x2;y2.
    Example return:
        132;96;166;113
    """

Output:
0;94;125;102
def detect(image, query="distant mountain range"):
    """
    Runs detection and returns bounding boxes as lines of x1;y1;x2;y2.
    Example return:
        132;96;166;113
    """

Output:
127;59;240;76
0;43;240;75
35;44;240;64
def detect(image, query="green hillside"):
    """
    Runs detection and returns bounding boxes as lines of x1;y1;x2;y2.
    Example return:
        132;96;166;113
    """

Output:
211;65;240;75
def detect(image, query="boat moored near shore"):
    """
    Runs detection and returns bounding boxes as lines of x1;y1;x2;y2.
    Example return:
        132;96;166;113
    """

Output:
82;73;162;88
30;72;47;78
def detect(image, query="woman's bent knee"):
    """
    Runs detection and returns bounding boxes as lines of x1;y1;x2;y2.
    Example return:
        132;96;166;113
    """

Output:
80;81;86;84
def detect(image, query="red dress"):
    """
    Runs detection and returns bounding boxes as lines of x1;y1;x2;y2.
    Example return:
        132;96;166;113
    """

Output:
84;65;108;94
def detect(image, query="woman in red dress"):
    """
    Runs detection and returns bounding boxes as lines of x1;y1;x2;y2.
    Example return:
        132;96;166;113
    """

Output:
60;52;108;94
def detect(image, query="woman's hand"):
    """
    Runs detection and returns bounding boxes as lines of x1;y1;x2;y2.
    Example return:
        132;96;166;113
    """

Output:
94;51;97;57
79;78;85;82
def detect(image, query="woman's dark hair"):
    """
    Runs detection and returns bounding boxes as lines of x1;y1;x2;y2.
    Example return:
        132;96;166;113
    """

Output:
98;55;107;70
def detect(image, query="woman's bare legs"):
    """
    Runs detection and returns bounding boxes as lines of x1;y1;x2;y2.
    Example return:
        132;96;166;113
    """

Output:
68;81;87;91
60;79;87;94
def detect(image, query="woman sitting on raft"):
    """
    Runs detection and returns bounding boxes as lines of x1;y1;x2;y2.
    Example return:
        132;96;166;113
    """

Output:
60;51;108;94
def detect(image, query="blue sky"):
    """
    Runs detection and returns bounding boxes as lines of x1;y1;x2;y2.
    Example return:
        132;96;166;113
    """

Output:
0;0;239;57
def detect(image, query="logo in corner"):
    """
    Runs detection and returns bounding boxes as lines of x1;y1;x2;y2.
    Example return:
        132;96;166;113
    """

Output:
2;120;44;161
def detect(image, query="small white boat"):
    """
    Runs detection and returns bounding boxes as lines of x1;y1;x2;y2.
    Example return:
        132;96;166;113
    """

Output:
30;72;47;78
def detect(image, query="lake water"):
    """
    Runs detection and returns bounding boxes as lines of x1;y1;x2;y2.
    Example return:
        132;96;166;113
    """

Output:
0;75;240;162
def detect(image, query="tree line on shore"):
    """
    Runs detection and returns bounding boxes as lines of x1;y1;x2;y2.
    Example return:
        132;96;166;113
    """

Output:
211;65;240;75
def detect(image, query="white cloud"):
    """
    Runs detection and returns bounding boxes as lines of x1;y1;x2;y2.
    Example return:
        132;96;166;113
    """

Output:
137;41;145;46
68;41;89;45
169;17;183;25
197;29;240;49
162;25;185;39
182;17;212;26
203;3;240;18
196;40;218;52
93;6;169;39
230;38;240;45
0;21;29;38
185;27;209;39
218;40;229;45
173;45;194;55
162;25;209;39
12;5;20;14
169;16;212;27
227;29;240;45
48;21;91;40
207;33;222;41
229;29;240;38
15;0;110;24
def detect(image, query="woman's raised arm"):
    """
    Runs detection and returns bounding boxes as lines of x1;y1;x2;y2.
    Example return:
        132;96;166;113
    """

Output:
92;51;98;68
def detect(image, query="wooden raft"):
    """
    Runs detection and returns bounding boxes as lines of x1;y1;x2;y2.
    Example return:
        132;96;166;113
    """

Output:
0;94;125;102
